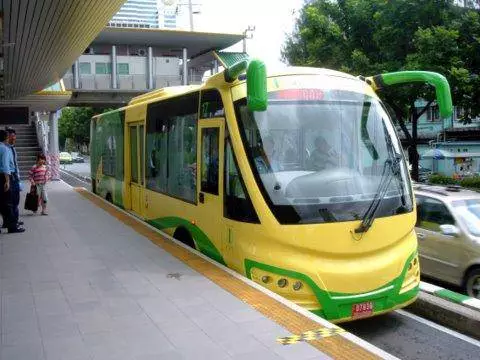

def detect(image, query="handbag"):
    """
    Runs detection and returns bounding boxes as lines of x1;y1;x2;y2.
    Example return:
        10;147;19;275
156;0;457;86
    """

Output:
24;185;39;212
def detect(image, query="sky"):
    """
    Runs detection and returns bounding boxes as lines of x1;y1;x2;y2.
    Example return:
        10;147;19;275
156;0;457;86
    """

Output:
171;0;304;67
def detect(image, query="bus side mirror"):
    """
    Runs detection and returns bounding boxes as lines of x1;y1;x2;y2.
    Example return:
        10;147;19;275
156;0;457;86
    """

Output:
365;71;453;119
247;59;267;112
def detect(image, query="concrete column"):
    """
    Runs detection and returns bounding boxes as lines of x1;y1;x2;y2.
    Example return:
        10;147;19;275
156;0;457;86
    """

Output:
73;60;80;89
111;45;118;89
147;46;154;89
182;48;188;85
48;111;60;180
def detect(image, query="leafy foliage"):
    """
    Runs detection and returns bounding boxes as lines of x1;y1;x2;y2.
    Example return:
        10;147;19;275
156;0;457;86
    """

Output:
282;0;480;180
58;107;114;151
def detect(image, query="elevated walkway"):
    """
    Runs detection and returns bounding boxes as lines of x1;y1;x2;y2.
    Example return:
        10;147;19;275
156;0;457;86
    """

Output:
0;181;396;360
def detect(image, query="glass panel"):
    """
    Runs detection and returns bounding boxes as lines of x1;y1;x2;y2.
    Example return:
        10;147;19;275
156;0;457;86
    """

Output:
234;84;413;225
146;92;199;202
201;128;219;195
79;62;91;75
417;197;455;232
225;139;259;223
139;125;144;186
100;111;125;179
118;63;130;75
130;127;138;183
200;89;224;118
95;62;112;74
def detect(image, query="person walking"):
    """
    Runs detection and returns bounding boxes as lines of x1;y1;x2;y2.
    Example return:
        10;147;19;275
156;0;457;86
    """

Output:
28;154;49;215
0;129;24;233
5;127;23;229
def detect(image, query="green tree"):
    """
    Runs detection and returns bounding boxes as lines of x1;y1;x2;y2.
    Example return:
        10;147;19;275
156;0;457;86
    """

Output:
58;107;114;152
282;0;480;180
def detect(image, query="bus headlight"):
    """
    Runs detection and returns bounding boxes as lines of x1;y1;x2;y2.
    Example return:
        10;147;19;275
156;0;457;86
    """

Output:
277;278;288;288
293;281;303;291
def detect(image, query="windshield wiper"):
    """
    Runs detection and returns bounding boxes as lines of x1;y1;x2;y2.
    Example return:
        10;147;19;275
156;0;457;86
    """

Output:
354;154;402;233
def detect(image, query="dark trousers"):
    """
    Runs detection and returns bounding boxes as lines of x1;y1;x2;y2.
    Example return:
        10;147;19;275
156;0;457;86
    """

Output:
0;176;19;230
11;177;19;224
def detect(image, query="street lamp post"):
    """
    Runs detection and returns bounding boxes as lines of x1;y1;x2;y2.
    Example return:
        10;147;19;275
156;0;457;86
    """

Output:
243;25;255;53
188;0;194;31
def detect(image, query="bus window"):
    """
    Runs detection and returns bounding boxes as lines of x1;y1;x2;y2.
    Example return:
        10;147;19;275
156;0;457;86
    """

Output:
130;127;138;183
224;139;259;223
200;89;224;118
146;92;199;203
201;128;219;195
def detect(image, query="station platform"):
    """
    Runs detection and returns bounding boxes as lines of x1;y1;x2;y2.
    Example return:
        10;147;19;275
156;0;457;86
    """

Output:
0;181;395;360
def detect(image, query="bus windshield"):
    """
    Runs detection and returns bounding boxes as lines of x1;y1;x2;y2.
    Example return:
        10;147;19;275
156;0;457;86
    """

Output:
234;86;413;224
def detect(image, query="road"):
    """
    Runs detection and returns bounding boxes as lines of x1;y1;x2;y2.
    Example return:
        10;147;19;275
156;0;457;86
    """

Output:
59;168;480;360
343;309;480;360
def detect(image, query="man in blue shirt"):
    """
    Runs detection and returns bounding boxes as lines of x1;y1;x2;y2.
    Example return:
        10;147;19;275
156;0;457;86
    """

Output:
0;129;24;233
5;127;24;232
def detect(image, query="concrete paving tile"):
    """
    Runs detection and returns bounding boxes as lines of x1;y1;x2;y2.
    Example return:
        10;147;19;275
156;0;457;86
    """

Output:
37;314;81;340
74;310;114;334
30;281;62;294
1;342;45;360
177;344;232;360
1;326;42;346
0;279;31;296
43;335;92;360
230;348;283;360
163;328;214;349
101;297;143;318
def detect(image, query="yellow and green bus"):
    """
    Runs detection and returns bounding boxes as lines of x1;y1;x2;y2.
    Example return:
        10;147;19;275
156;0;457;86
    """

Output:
90;60;452;322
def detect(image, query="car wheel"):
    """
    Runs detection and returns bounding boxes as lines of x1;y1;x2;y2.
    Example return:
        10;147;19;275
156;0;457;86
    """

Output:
465;268;480;299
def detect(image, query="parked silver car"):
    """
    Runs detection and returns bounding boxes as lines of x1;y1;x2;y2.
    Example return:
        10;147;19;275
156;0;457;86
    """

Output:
414;184;480;298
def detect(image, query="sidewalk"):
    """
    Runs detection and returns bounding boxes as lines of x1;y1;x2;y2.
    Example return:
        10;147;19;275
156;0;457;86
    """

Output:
1;181;330;360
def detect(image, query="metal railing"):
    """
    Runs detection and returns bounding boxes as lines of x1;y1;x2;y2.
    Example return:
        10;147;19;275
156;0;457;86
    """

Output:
63;74;184;91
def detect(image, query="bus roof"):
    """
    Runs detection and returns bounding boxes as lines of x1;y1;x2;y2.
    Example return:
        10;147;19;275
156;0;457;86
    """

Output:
93;65;363;121
129;85;201;106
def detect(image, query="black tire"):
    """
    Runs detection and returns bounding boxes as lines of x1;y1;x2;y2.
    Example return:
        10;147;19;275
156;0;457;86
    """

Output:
173;227;196;249
105;193;113;203
465;267;480;299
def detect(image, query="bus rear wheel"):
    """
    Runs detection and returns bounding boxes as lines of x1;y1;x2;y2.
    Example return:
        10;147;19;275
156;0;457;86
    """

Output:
173;227;196;249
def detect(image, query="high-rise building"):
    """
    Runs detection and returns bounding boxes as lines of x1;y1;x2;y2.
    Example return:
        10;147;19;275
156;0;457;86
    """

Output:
158;3;178;29
109;0;159;29
157;1;202;30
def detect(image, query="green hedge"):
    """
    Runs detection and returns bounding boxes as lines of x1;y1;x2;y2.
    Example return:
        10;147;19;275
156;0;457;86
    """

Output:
459;176;480;189
428;174;459;185
428;174;480;190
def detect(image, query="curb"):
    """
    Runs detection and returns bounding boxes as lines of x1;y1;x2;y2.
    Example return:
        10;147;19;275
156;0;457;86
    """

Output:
420;281;480;311
407;291;480;340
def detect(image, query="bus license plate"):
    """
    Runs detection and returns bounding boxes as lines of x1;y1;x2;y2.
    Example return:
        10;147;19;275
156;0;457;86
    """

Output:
352;301;373;318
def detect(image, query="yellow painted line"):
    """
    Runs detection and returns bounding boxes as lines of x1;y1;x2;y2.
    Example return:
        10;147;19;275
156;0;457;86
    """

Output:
74;188;381;360
277;326;346;345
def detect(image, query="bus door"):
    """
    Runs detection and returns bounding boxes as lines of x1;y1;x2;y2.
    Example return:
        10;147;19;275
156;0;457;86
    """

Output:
197;119;224;249
129;123;145;215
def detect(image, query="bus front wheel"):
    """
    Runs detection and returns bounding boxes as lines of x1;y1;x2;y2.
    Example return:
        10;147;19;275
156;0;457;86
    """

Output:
173;227;196;250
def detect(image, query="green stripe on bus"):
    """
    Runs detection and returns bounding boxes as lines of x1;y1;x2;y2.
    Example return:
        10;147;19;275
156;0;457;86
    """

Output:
435;289;470;304
147;217;226;266
245;251;418;321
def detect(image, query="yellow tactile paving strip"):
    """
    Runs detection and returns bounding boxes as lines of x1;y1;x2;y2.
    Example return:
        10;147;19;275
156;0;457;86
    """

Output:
75;188;380;360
